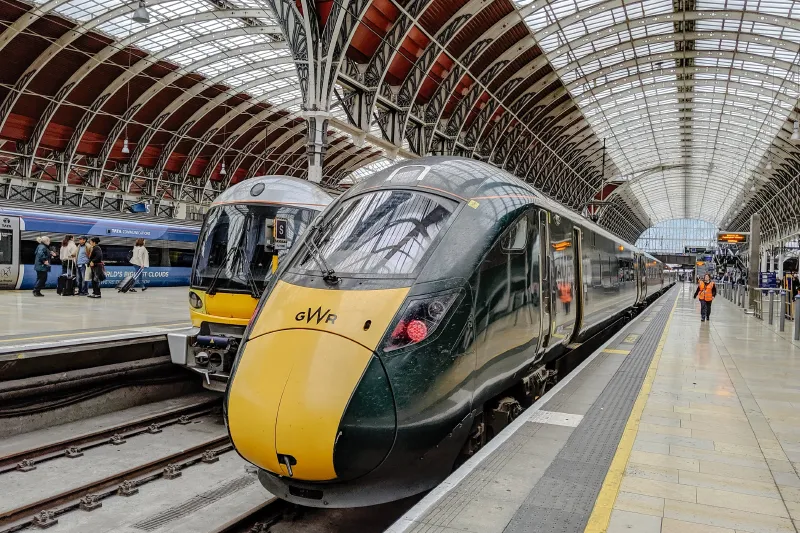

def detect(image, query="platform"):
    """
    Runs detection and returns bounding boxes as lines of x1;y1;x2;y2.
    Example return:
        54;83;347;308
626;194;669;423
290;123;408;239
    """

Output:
388;283;800;533
0;287;190;354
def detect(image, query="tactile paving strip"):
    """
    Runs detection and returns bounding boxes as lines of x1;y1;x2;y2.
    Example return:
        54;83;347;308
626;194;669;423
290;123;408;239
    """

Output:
503;289;677;533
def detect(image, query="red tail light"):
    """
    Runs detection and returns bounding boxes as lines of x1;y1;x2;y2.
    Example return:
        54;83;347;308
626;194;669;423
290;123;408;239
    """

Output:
383;291;460;352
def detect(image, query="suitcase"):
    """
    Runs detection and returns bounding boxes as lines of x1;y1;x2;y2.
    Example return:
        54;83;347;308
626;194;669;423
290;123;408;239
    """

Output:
60;275;75;296
117;275;136;293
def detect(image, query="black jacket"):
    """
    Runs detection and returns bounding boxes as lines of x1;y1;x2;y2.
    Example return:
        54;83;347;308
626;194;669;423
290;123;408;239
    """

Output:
89;245;103;269
693;281;717;299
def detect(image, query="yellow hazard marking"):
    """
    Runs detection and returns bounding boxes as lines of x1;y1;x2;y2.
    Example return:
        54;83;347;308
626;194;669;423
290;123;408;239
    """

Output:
602;348;631;355
584;294;678;533
467;199;480;209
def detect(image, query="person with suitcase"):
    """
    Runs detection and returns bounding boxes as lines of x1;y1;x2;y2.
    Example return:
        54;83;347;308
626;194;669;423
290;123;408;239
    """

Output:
127;238;149;293
58;235;78;296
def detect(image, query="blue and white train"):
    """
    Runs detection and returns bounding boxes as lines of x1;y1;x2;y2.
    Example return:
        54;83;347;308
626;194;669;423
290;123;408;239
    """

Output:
0;204;200;290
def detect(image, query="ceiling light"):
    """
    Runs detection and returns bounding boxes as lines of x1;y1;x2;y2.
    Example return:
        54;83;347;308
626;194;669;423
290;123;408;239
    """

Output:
792;120;800;142
750;182;756;192
765;159;772;170
219;161;227;176
132;0;150;24
121;138;130;155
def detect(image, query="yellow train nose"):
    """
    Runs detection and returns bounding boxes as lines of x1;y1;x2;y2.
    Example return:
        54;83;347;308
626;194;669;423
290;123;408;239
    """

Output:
227;329;374;481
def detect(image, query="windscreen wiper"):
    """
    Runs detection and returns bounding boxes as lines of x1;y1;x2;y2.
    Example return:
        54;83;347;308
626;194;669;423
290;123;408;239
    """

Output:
234;214;262;299
206;245;238;296
304;220;339;285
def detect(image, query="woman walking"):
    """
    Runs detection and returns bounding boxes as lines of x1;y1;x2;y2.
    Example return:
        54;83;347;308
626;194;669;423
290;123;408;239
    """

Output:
129;238;149;292
33;236;54;297
87;237;104;299
694;272;717;322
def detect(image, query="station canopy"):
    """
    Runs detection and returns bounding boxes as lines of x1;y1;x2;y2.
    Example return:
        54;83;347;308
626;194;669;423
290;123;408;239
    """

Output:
0;0;798;243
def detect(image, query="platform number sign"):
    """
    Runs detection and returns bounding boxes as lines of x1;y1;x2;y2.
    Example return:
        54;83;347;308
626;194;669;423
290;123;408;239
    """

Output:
274;217;288;249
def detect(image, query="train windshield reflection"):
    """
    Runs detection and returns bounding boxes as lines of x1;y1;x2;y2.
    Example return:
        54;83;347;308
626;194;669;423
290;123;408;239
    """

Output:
295;190;457;276
193;204;315;292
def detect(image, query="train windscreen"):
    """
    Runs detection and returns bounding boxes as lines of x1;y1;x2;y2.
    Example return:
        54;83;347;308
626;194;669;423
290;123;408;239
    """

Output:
193;203;316;292
293;189;457;277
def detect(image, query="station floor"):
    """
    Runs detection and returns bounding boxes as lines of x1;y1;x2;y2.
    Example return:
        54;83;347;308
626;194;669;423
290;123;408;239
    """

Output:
0;286;190;352
389;283;800;533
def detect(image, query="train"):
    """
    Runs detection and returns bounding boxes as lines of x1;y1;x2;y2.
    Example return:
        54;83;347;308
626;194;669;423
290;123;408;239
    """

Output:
224;157;674;508
0;203;199;290
168;175;332;391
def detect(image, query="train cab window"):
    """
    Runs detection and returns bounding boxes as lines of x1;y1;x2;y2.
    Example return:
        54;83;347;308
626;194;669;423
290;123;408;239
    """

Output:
501;218;528;253
0;230;11;264
293;190;457;276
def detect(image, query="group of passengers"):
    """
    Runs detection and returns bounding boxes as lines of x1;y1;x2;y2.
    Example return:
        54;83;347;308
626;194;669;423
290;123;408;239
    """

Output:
32;235;149;298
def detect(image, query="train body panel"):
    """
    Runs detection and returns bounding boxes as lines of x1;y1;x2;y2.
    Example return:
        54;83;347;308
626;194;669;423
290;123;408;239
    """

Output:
225;157;671;507
0;205;199;290
170;176;332;391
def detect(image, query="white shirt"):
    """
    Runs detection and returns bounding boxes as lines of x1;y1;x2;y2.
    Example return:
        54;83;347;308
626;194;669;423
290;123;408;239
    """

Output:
131;246;150;268
60;241;78;262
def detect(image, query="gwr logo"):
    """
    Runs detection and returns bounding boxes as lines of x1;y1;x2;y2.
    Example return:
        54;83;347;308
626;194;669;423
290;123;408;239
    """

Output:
295;307;337;325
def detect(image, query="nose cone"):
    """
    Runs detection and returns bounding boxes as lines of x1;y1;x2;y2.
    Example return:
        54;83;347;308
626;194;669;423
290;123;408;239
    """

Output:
227;329;395;481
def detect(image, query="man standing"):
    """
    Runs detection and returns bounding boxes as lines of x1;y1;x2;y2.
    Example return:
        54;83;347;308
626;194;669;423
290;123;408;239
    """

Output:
76;236;89;295
694;273;717;322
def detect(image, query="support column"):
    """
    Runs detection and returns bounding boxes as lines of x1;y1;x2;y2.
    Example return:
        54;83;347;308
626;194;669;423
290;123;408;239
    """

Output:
748;213;761;290
304;111;329;184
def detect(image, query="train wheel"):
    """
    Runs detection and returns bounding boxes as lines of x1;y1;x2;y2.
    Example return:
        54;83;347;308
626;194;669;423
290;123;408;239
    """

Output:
455;414;486;468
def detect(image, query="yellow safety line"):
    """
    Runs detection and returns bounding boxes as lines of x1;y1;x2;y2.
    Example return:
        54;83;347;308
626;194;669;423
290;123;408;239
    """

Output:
584;294;679;533
0;322;188;344
602;348;631;355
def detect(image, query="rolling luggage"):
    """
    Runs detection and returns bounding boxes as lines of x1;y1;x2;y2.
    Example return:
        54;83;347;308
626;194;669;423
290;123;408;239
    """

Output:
117;267;142;293
59;274;75;296
58;260;76;296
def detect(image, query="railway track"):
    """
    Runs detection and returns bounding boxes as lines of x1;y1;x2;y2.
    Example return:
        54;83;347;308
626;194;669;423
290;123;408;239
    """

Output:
0;396;230;533
0;398;220;474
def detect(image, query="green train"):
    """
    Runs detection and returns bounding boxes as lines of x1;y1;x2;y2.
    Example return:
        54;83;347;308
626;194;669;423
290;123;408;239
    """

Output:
225;157;672;507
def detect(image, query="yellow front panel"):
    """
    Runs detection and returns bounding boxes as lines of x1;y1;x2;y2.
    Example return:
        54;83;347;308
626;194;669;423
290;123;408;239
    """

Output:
227;330;374;480
249;281;409;349
226;332;296;474
202;291;259;320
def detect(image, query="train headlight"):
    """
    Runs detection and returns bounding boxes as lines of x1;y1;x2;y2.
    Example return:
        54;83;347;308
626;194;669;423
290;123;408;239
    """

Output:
189;291;203;309
383;291;460;352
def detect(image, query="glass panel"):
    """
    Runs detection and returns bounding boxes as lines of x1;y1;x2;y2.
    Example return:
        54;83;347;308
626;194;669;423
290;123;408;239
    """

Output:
293;190;457;276
635;219;719;254
0;230;12;265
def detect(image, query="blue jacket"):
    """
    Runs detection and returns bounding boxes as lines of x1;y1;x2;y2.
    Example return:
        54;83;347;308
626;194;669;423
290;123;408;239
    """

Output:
34;243;51;272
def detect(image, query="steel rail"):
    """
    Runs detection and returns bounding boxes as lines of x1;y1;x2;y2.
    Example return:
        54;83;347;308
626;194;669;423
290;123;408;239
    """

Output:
0;435;231;532
0;398;220;474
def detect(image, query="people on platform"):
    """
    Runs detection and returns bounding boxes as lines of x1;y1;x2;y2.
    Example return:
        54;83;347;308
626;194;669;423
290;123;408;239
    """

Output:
129;238;149;292
59;234;78;277
87;237;104;299
33;236;55;297
693;273;717;322
76;236;90;296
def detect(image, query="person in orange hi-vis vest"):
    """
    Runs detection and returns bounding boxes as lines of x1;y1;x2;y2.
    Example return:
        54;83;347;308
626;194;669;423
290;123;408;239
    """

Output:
558;281;573;315
693;272;717;322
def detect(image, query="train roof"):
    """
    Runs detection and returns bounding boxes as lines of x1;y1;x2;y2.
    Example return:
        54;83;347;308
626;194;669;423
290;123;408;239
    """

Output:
212;175;332;210
346;156;662;264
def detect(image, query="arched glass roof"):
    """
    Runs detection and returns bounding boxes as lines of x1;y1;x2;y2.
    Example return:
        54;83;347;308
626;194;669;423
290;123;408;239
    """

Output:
514;0;800;226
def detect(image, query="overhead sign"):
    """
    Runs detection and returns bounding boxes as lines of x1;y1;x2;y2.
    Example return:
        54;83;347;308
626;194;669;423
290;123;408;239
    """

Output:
685;246;707;254
717;232;748;244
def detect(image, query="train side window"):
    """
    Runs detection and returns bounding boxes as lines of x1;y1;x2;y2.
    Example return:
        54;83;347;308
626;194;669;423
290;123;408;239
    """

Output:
502;217;528;253
0;230;12;264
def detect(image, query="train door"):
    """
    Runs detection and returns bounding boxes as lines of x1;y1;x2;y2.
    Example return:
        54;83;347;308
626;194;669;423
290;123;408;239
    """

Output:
0;216;19;289
636;254;648;304
538;210;554;348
